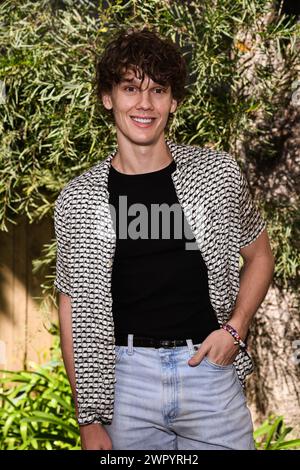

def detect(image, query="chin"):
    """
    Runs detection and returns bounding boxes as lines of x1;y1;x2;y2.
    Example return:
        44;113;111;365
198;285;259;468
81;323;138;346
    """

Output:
135;135;161;145
123;131;160;146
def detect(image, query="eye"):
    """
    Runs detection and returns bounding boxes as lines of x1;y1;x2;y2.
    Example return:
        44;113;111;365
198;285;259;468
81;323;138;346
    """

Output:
153;88;166;94
124;86;137;92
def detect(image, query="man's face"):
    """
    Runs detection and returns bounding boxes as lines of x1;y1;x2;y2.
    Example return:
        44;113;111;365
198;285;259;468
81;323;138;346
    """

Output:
101;67;177;145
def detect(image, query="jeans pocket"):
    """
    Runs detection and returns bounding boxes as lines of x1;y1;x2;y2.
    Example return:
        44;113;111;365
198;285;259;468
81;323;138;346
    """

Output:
203;355;234;369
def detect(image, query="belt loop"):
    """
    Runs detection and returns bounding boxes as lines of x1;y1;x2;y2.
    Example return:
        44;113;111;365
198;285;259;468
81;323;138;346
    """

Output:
127;334;134;355
186;339;195;357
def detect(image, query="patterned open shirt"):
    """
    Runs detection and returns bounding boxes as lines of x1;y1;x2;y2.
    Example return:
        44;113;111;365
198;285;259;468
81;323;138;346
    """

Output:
54;139;266;425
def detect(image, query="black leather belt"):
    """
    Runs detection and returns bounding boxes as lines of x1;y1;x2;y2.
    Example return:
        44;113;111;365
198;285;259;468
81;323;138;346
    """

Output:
115;335;193;348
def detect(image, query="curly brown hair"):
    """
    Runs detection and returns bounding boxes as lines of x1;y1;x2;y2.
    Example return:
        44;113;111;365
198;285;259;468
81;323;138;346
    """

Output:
95;27;188;125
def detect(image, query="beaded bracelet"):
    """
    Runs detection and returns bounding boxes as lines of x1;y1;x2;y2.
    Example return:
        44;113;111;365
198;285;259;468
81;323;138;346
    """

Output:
221;323;247;349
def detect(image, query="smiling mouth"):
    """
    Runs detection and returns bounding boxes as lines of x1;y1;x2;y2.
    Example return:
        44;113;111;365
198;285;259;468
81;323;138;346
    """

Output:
130;116;156;126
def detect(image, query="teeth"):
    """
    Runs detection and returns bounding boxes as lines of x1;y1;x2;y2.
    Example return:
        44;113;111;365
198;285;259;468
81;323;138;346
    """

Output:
132;117;154;123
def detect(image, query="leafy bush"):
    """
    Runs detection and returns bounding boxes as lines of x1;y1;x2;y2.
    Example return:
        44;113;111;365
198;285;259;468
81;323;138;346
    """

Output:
254;415;300;450
0;360;80;450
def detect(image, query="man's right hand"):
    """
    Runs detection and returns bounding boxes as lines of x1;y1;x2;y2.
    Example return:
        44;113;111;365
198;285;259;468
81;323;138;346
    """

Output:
79;423;113;450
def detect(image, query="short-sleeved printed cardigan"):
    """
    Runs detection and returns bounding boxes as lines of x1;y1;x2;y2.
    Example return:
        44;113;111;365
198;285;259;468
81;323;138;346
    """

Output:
54;139;266;426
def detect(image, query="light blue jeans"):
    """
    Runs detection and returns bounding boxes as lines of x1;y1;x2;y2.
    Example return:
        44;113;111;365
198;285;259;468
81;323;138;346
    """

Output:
103;334;256;450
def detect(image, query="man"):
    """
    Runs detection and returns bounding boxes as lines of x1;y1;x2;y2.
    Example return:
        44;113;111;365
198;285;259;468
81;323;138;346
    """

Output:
54;28;275;450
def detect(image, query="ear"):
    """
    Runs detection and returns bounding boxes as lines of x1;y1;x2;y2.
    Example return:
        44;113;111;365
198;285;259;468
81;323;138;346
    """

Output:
170;98;177;114
102;92;113;110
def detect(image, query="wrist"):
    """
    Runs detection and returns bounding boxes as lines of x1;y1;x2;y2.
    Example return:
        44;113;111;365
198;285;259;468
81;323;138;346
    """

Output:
221;322;247;350
226;318;248;342
79;422;102;430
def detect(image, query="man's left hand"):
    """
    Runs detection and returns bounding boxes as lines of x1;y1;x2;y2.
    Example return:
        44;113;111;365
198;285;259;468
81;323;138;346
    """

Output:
188;329;240;367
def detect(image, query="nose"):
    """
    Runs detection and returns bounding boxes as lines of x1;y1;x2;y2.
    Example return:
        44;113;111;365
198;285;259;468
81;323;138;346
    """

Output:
136;89;154;110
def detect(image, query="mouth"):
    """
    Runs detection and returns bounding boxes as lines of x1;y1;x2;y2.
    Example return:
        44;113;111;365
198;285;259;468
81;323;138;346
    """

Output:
130;116;156;128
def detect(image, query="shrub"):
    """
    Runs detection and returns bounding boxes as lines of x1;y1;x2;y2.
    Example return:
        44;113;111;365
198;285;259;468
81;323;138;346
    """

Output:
0;359;80;450
254;415;300;450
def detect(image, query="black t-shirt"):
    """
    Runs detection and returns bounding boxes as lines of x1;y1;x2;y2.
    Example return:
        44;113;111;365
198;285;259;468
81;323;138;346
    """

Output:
107;158;220;343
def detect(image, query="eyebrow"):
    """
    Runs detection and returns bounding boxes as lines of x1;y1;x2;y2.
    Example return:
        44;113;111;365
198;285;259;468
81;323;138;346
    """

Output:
120;77;135;83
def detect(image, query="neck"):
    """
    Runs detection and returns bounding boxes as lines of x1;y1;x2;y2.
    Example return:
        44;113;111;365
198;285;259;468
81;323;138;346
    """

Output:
111;133;173;175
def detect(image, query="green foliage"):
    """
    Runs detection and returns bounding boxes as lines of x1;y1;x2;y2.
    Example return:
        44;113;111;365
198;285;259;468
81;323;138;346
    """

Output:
254;415;300;450
0;0;299;226
0;0;115;230
0;339;80;450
